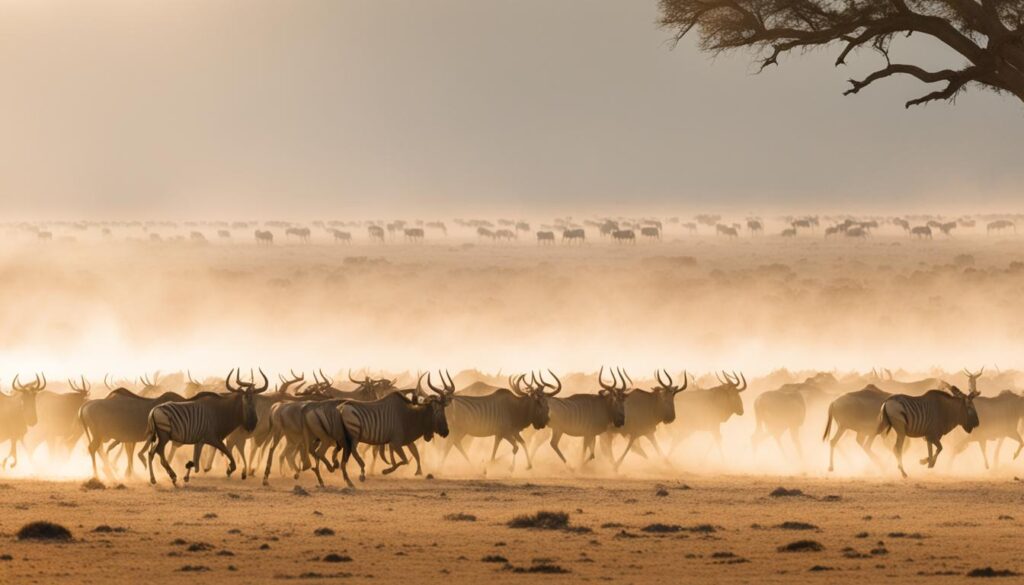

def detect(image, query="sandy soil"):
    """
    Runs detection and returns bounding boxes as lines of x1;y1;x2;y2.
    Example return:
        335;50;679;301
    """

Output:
1;475;1022;584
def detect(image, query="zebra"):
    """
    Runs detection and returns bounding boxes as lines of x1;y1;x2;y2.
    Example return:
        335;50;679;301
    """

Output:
306;372;455;487
601;368;688;469
668;371;745;459
876;384;980;478
530;368;627;468
821;383;892;472
441;371;558;472
146;369;268;486
0;374;45;469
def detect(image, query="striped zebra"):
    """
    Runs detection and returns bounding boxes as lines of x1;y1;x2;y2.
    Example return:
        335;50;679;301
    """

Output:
305;372;454;487
146;369;268;486
601;368;687;469
530;367;628;468
441;371;558;472
876;384;980;477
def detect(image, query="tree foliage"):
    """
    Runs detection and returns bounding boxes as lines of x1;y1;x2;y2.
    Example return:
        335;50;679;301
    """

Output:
659;0;1024;108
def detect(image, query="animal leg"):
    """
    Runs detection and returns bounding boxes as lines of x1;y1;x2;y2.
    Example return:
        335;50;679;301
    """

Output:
185;444;203;483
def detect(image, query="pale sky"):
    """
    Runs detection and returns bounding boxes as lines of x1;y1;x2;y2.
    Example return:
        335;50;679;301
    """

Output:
0;0;1020;219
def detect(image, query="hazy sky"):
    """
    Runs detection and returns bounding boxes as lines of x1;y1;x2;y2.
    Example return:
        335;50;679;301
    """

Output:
0;0;1021;219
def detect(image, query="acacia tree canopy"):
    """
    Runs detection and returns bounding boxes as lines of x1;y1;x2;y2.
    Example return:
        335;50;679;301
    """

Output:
659;0;1024;108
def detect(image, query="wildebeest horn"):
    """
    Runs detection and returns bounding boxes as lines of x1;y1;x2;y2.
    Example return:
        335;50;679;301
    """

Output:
319;369;333;388
715;371;726;385
444;370;455;392
885;368;894;380
225;368;239;392
735;371;747;392
618;368;633;388
187;370;198;385
598;366;615;391
254;368;269;393
542;369;561;396
348;369;360;384
677;370;689;393
104;374;114;391
426;372;443;394
35;373;45;391
510;374;526;396
415;372;427;396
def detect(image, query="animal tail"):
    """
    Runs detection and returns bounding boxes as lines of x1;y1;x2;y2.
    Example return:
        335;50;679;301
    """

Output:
875;404;893;437
822;404;834;442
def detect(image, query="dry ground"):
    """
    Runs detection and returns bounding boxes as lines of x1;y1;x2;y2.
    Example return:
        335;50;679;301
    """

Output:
1;475;1023;584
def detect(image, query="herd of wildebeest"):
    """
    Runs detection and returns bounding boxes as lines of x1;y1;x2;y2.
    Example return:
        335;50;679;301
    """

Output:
10;213;1023;244
0;365;1019;486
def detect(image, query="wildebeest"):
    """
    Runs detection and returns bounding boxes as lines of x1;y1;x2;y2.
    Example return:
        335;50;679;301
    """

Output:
612;229;636;243
536;230;555;245
426;221;448;235
752;386;806;458
441;371;557;471
331;229;352;243
949;390;1024;469
27;375;89;460
640;226;661;240
307;372;455;487
845;227;868;239
0;374;45;469
286;226;311;243
404;227;425;243
562;228;585;244
494;229;516;241
987;219;1016;235
669;371;745;458
780;227;796;237
715;224;738;238
515;221;530;233
877;384;980;477
146;369;269;485
532;368;627;467
603;368;687;468
939;221;957;236
822;384;892;471
746;219;763;235
681;221;698;233
79;382;188;479
254;230;274;245
910;225;932;239
217;229;231;239
368;225;386;242
477;226;496;240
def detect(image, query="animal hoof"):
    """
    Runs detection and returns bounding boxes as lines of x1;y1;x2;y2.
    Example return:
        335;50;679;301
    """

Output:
293;473;300;480
359;474;366;482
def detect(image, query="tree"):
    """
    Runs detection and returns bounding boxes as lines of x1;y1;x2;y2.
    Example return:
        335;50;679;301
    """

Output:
659;0;1024;108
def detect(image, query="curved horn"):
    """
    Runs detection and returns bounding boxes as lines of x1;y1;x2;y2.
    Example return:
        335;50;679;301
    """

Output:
661;369;674;388
655;369;666;387
715;371;726;385
348;369;359;384
12;374;22;392
678;370;689;392
617;368;633;388
598;366;615;391
224;368;239;392
254;368;269;393
445;370;455;392
735;371;747;392
415;372;427;396
544;369;561;396
104;374;114;391
36;373;45;391
319;369;333;388
81;375;90;393
510;374;526;396
426;372;443;394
